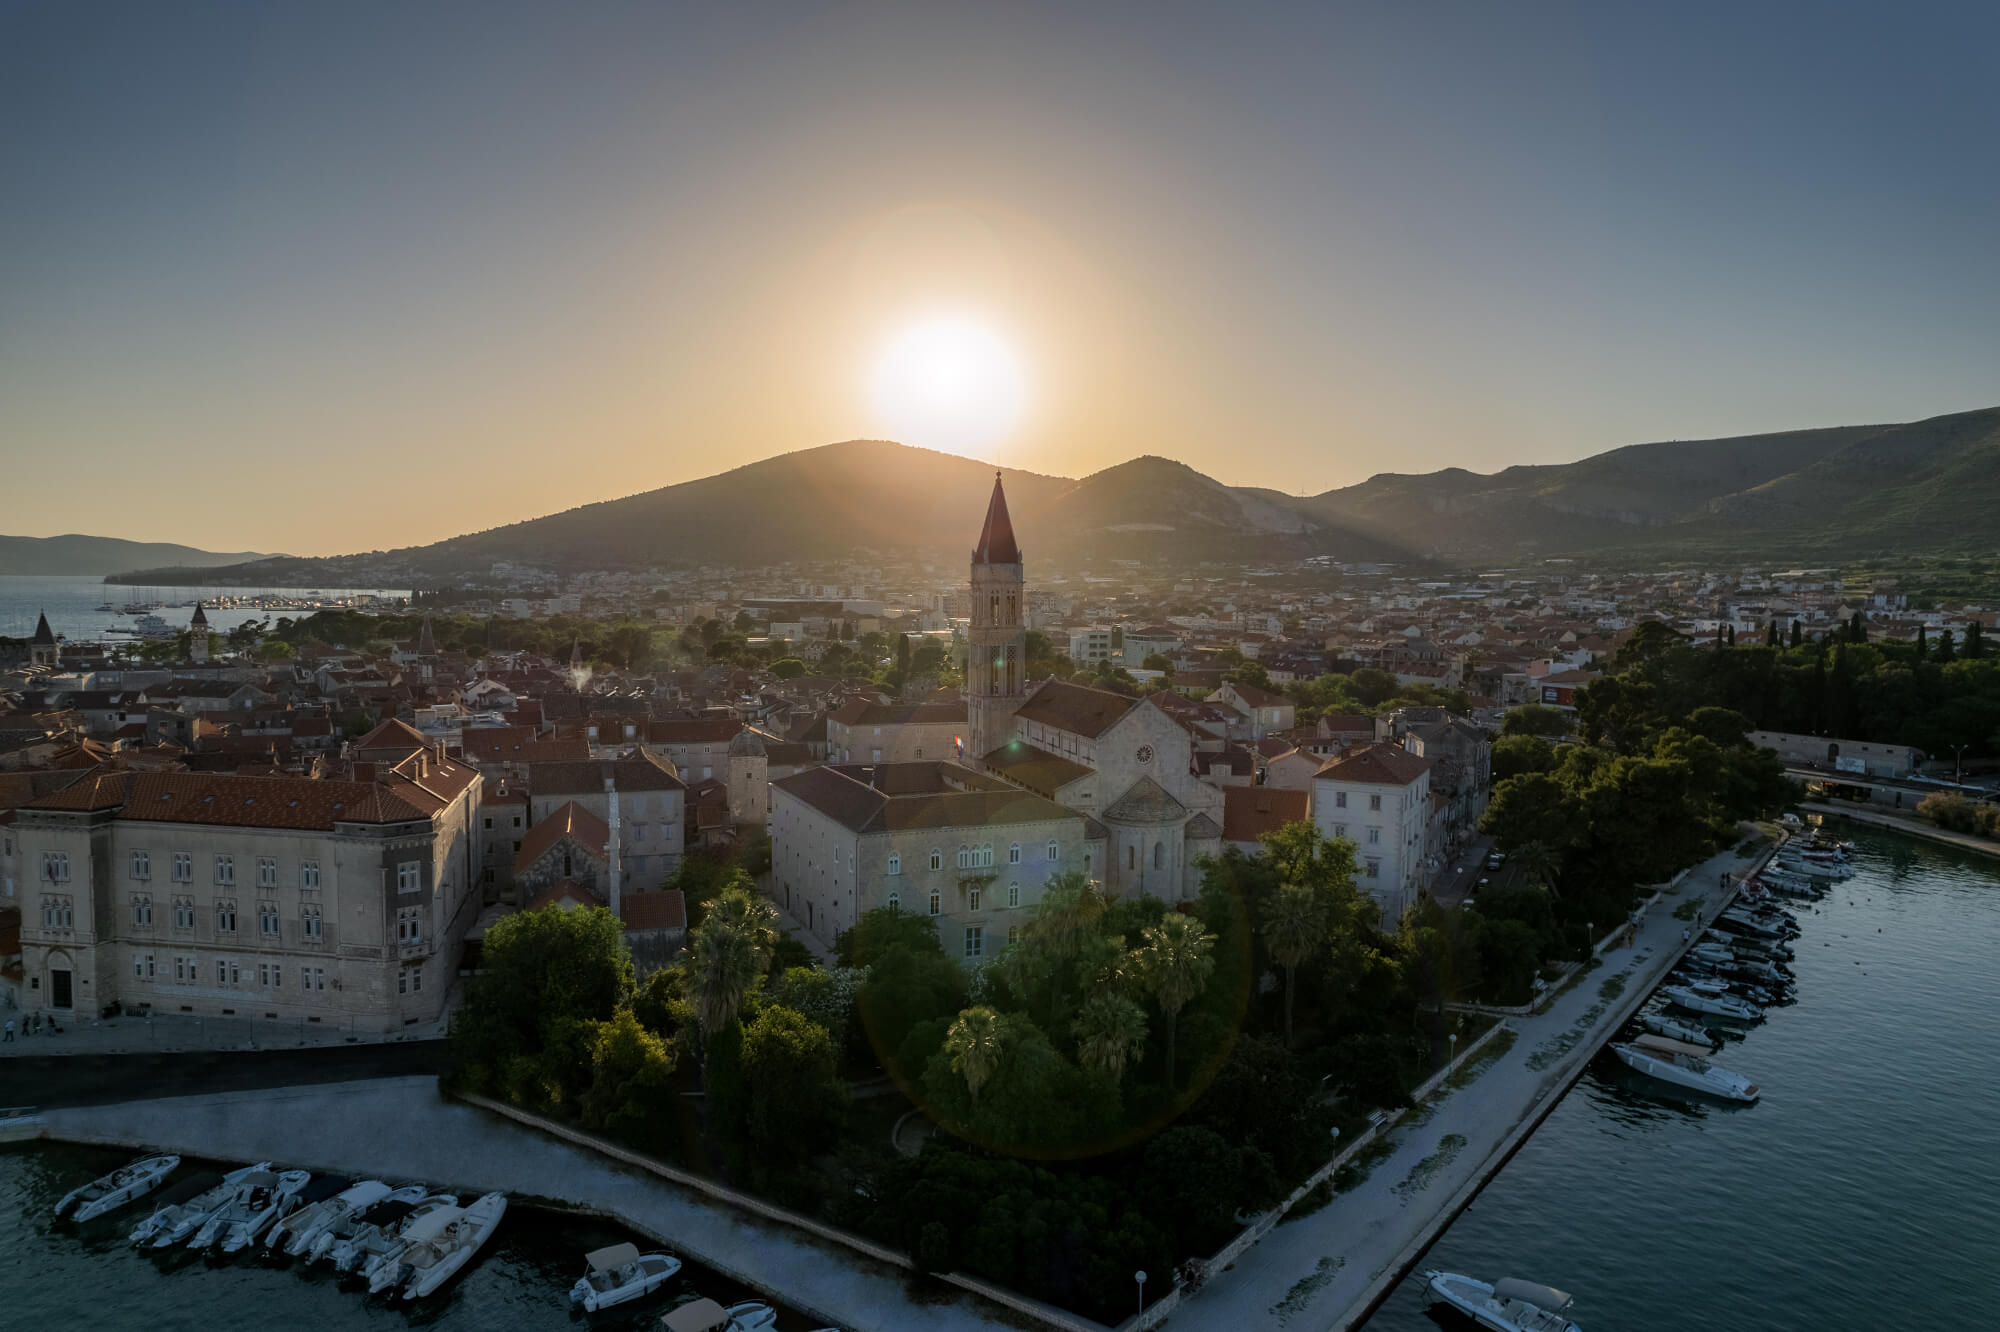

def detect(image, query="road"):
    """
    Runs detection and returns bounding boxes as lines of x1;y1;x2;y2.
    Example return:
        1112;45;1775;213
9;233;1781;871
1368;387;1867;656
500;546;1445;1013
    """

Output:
1165;838;1761;1331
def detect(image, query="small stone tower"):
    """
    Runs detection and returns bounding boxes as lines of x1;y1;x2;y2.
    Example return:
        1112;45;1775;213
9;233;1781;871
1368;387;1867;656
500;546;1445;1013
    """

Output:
966;472;1027;764
188;602;210;664
29;610;58;669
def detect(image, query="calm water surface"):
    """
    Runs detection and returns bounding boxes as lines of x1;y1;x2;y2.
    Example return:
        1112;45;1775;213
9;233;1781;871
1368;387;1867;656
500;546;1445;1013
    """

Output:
0;1144;816;1331
0;574;410;642
1365;824;2000;1331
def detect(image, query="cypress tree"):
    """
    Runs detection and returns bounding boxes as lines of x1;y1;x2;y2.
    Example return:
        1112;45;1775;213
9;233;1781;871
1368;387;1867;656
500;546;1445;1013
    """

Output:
1967;620;1986;659
1937;629;1956;662
1766;622;1780;647
1916;625;1928;660
1790;620;1804;648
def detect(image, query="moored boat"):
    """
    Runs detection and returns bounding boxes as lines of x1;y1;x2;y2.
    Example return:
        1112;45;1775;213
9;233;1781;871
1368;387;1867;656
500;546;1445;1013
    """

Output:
56;1154;179;1223
262;1176;369;1257
332;1193;456;1274
301;1183;430;1263
1637;1012;1717;1048
193;1168;309;1251
397;1191;507;1299
1612;1041;1760;1102
134;1163;270;1248
1662;980;1763;1021
569;1240;683;1312
1424;1270;1582;1331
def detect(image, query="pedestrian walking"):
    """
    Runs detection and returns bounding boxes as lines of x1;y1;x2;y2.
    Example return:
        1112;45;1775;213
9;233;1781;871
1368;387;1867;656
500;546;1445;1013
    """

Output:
1682;928;1691;944
3;1018;13;1042
29;1012;40;1036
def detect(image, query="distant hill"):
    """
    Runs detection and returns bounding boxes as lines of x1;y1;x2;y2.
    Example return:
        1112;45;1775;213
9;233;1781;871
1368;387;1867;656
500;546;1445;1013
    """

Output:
0;534;278;577
115;406;2000;584
1304;406;2000;562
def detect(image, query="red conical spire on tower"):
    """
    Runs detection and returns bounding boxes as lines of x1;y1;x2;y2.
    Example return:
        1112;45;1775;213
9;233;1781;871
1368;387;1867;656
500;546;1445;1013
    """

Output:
972;471;1020;565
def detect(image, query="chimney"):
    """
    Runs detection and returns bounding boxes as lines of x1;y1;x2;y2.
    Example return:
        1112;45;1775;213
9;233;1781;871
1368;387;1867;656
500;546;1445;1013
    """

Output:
603;775;622;921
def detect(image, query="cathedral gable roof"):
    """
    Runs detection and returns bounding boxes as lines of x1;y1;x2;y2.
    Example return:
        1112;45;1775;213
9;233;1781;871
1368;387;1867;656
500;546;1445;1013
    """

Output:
1014;679;1136;739
1101;776;1187;824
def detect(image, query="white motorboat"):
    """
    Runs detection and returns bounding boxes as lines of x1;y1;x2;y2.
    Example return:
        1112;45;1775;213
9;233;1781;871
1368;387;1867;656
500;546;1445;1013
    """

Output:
301;1183;429;1263
367;1204;465;1293
397;1191;507;1299
1424;1271;1581;1332
1612;1041;1760;1102
268;1178;387;1257
1689;942;1736;966
135;1162;271;1247
56;1154;179;1223
721;1303;779;1331
569;1241;683;1312
1637;1012;1716;1048
194;1168;310;1251
1662;981;1762;1021
333;1193;456;1274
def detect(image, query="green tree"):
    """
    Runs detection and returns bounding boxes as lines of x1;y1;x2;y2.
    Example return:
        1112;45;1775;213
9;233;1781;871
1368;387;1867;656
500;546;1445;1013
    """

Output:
1141;653;1173;673
944;1005;1007;1103
1491;733;1556;780
1071;991;1148;1083
1135;911;1217;1091
1499;704;1569;737
769;657;808;679
1259;883;1327;1047
742;1003;848;1164
578;1007;679;1150
255;639;295;661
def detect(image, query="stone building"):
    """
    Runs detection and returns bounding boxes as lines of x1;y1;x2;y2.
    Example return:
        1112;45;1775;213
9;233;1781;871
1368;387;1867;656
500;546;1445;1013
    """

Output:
12;743;482;1031
1312;742;1432;919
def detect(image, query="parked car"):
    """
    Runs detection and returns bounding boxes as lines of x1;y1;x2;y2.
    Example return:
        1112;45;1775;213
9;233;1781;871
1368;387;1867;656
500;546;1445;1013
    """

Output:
1486;852;1505;870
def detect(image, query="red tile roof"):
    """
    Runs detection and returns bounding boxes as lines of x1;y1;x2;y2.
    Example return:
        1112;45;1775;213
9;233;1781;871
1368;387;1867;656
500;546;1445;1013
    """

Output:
514;800;611;871
1222;786;1310;844
1314;742;1433;786
1013;679;1136;739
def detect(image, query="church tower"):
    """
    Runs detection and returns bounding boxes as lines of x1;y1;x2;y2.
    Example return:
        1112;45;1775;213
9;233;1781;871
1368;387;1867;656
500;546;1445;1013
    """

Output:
29;610;59;669
188;602;210;664
967;472;1027;763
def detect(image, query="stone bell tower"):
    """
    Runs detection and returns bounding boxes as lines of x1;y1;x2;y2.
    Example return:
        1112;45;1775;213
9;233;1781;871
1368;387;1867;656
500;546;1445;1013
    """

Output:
966;472;1027;764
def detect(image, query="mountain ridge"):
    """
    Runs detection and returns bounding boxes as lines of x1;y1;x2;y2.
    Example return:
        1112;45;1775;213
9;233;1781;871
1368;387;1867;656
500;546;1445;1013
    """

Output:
104;406;2000;583
0;534;279;577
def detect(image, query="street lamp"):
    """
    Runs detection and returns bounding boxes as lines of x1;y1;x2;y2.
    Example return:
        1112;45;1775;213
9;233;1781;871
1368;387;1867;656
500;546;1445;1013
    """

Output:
1135;1270;1148;1316
1448;1031;1457;1086
1951;743;1970;783
1587;921;1594;959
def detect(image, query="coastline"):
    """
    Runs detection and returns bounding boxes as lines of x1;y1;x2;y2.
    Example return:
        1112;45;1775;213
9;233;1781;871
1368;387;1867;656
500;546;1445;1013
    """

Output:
1803;802;2000;861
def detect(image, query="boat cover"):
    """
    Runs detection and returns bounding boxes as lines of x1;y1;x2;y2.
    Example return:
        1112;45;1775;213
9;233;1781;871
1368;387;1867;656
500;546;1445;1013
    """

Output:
1633;1033;1713;1057
662;1297;731;1332
399;1206;466;1244
585;1241;640;1272
1494;1278;1573;1311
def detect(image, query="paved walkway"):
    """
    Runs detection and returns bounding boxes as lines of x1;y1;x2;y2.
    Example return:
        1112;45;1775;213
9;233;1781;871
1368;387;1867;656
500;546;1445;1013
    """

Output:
1166;838;1763;1331
39;1075;1027;1331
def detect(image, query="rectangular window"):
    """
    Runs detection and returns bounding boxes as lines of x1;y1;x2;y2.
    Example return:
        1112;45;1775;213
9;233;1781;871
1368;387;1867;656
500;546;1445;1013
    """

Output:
396;861;421;893
174;956;188;982
1368;827;1381;845
1333;824;1348;839
214;855;234;886
1335;791;1347;809
968;887;982;912
258;963;270;986
130;850;151;880
1008;925;1022;946
1369;794;1383;812
963;926;984;959
272;964;281;988
257;858;278;889
398;907;422;944
1366;858;1381;879
172;852;192;882
398;970;408;995
41;852;70;882
216;960;228;985
301;861;319;890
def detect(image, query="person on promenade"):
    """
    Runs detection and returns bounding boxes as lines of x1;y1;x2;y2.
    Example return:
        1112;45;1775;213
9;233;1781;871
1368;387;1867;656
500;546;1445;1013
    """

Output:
1682;928;1691;944
3;1018;12;1042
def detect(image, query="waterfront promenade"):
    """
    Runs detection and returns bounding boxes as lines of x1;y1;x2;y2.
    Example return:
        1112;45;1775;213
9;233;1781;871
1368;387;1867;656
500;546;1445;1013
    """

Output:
37;1076;1029;1332
1165;839;1759;1331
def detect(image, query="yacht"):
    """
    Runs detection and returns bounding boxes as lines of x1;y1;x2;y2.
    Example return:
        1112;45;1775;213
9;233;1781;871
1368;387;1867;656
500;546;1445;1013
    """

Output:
395;1191;508;1299
266;1177;379;1257
1689;942;1737;966
331;1193;456;1273
1424;1271;1582;1331
300;1183;430;1263
133;1163;270;1247
1637;1012;1716;1048
1662;980;1763;1021
191;1168;310;1251
1613;1040;1760;1102
56;1154;179;1223
569;1241;683;1312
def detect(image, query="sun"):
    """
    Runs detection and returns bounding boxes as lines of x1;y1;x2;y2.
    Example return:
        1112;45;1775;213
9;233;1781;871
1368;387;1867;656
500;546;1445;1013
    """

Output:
870;315;1027;458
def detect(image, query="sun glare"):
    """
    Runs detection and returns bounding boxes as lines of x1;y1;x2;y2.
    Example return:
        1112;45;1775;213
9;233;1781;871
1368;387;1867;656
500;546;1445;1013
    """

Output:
870;315;1027;458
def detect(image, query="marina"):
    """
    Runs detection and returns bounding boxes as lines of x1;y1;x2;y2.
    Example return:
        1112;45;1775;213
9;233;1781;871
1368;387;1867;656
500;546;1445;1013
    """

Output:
0;575;411;646
1366;822;2000;1331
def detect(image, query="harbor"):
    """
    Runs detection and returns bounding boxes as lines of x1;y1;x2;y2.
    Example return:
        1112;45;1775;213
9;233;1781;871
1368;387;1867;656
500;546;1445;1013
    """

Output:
1363;820;2000;1331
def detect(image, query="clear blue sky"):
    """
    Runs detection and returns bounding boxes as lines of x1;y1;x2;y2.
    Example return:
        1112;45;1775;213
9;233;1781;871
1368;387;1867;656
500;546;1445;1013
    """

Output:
3;0;1996;553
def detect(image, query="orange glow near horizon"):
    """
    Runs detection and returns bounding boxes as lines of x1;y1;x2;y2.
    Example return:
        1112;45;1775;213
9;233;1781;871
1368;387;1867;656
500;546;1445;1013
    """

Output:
869;314;1029;460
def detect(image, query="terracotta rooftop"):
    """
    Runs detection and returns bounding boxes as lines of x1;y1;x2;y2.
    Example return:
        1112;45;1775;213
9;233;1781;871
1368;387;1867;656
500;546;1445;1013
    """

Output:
514;800;612;871
1013;679;1137;739
774;762;1079;834
981;739;1094;797
1314;742;1434;786
1221;785;1311;844
531;751;685;796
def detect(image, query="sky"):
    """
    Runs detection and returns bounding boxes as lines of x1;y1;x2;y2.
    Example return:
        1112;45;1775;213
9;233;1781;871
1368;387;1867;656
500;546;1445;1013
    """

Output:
3;0;1997;556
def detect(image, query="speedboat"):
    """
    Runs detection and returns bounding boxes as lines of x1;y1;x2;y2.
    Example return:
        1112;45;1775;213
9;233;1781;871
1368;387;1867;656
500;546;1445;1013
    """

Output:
1613;1040;1760;1102
134;1163;271;1247
1730;959;1791;986
332;1193;456;1274
56;1154;179;1223
301;1183;430;1263
1424;1271;1582;1331
1662;981;1762;1021
193;1169;310;1251
721;1303;779;1331
661;1299;779;1332
396;1191;507;1299
1637;1012;1716;1048
569;1241;683;1312
1689;942;1736;966
267;1178;382;1257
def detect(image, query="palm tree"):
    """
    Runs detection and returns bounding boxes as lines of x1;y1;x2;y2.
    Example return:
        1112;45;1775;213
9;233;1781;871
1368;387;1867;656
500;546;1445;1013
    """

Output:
689;883;778;1039
1511;840;1563;896
1260;882;1328;1047
944;1005;1007;1104
1072;992;1147;1083
1136;912;1216;1091
1031;872;1109;961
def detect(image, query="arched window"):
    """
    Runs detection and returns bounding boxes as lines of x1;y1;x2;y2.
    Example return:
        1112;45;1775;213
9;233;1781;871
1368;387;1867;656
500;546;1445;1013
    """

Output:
1153;841;1165;870
957;846;970;870
1127;845;1136;871
886;891;900;911
886;854;901;876
929;849;943;871
1084;854;1092;874
990;593;1000;622
1008;843;1021;865
1006;593;1015;624
968;887;982;911
1047;841;1059;861
928;890;941;916
1007;883;1020;909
